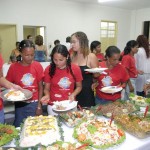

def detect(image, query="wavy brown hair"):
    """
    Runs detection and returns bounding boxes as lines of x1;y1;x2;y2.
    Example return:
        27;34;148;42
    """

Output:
71;31;90;58
136;35;150;58
35;35;43;46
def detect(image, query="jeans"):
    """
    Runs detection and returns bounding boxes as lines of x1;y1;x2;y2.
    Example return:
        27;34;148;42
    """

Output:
0;109;4;124
123;78;136;100
95;95;113;105
14;101;38;127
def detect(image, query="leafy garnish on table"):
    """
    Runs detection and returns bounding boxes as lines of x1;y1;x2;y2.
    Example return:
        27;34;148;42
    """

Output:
0;124;19;146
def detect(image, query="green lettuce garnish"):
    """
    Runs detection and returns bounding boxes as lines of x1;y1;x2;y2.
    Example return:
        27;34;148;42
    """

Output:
87;124;97;134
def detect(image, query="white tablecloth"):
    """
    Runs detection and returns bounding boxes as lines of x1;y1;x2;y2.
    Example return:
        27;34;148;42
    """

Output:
4;116;150;150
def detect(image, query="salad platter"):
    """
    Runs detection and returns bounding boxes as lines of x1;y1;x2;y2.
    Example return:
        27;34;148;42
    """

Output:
73;118;125;149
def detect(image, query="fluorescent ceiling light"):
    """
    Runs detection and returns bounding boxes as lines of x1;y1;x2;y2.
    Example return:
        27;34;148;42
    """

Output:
98;0;119;3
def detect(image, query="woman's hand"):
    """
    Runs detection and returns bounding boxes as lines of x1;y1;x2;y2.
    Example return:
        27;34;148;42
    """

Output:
91;82;99;91
11;84;22;90
129;84;134;92
40;95;50;104
138;70;144;75
36;106;43;116
68;93;75;102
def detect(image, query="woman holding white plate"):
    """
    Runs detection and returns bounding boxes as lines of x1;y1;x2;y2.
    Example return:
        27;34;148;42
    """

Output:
40;45;82;115
95;46;129;105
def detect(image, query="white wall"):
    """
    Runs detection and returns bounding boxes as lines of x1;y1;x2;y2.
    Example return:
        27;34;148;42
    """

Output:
130;8;150;40
0;0;133;51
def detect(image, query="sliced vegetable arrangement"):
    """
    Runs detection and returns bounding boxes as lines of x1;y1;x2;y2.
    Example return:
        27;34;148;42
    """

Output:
59;109;95;127
41;141;93;150
0;124;19;146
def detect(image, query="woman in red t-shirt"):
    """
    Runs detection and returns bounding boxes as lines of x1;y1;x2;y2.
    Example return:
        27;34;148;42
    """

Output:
6;40;44;127
121;40;143;100
41;45;83;115
95;46;129;105
90;41;105;62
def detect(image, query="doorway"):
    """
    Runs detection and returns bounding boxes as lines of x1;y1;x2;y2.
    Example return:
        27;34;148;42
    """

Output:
0;24;17;62
23;26;46;44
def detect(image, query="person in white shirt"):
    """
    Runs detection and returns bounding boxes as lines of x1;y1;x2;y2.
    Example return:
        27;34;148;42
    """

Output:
135;35;150;97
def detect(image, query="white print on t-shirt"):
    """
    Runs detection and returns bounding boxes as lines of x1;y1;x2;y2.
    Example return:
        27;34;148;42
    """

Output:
102;76;113;87
54;94;62;98
21;73;35;86
58;77;71;89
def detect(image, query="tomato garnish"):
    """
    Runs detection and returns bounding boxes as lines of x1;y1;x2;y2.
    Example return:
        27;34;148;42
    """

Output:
117;129;124;136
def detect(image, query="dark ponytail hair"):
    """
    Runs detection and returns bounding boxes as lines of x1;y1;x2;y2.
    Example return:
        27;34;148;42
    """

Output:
50;44;75;80
123;40;138;55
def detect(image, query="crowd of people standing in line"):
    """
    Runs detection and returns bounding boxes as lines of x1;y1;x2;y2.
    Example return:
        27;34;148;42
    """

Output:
0;32;150;126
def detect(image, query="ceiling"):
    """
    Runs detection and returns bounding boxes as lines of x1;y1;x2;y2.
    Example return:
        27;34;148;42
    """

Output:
64;0;150;10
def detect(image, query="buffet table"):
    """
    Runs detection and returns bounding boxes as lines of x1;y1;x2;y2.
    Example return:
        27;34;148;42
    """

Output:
3;116;150;150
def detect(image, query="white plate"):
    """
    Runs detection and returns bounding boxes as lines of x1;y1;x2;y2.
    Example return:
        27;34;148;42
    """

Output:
147;79;150;83
100;86;123;94
52;100;78;112
84;68;107;73
0;89;33;101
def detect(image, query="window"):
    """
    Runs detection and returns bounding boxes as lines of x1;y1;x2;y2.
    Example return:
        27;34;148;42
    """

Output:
100;21;117;53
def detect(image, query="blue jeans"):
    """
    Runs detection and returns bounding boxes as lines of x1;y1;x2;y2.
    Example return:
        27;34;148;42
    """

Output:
14;101;38;127
95;95;113;105
0;109;4;124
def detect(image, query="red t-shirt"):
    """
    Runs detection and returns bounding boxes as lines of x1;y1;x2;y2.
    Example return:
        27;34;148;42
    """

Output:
44;64;83;103
121;54;138;78
96;61;129;101
96;53;105;62
6;61;44;101
0;54;3;109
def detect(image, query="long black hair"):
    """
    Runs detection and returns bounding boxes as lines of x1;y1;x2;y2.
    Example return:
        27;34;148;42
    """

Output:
123;40;138;55
50;44;75;80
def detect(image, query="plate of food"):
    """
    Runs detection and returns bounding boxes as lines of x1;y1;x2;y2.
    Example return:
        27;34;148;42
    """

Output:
84;68;107;73
52;100;78;112
100;86;123;94
0;89;33;101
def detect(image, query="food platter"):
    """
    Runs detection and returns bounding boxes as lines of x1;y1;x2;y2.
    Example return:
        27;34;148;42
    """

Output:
114;114;150;138
59;109;95;127
100;86;123;94
84;68;107;73
129;93;150;107
52;100;78;112
73;118;126;149
0;89;33;101
91;100;139;117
